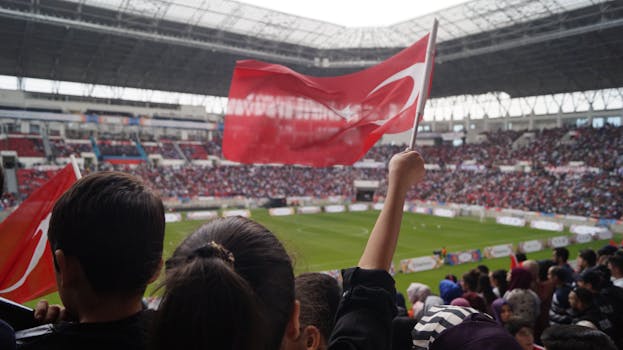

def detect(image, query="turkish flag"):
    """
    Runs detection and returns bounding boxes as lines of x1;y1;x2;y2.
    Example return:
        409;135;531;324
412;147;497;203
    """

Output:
223;33;433;167
0;164;79;303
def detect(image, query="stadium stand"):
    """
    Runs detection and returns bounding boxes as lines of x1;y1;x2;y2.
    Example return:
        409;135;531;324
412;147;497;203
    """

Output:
0;135;45;157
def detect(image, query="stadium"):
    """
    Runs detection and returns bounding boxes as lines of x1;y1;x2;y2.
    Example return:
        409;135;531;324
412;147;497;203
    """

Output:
0;0;622;348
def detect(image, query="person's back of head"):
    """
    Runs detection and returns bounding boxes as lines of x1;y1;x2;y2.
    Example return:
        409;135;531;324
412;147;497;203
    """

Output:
284;273;341;350
541;325;617;350
553;247;569;264
48;172;165;311
462;270;480;292
578;249;597;269
153;216;294;350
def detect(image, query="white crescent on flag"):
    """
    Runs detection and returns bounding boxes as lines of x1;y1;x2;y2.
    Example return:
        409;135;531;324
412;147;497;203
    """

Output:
0;213;51;294
329;62;425;125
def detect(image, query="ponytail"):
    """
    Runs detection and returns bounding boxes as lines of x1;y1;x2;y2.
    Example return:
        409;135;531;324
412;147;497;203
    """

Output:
151;242;263;350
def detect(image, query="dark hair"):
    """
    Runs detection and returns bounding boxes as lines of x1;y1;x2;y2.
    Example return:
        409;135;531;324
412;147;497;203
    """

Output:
504;316;532;336
608;255;623;272
153;216;294;350
477;274;496;306
550;266;571;283
538;259;555;281
462;270;480;292
578;268;607;291
542;325;617;350
554;247;569;262
445;274;458;283
579;249;597;267
295;273;341;342
508;268;532;291
477;264;490;275
572;287;593;308
491;269;509;296
48;172;164;296
516;253;527;263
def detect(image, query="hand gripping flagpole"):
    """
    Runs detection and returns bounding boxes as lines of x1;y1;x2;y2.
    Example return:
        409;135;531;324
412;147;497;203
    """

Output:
409;18;438;150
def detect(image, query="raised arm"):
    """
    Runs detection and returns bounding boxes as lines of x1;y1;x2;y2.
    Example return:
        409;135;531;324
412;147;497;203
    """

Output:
358;150;425;270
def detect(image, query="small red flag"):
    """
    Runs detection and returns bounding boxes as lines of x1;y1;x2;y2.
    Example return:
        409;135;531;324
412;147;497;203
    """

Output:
609;239;617;247
0;164;79;303
223;33;433;167
510;253;520;269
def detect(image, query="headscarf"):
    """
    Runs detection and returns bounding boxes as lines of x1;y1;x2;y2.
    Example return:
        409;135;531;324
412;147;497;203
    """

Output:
439;280;462;304
412;305;523;350
450;297;470;307
508;267;532;291
407;283;432;304
462;292;487;313
491;298;511;324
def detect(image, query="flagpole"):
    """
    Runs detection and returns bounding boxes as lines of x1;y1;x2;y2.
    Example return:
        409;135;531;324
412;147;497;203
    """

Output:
409;18;438;150
70;155;82;180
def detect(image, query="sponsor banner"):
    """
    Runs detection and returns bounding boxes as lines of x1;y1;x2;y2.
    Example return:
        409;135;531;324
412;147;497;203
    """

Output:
569;225;607;236
530;220;564;232
573;234;593;244
269;207;295;216
372;203;384;210
413;207;432;215
496;216;526;227
483;244;514;259
165;213;182;223
518;240;545;254
400;255;443;273
186;210;218;221
596;230;614;240
222;209;251;218
325;205;346;213
298;206;322;214
565;215;588;222
349;203;369;212
403;204;410;212
433;208;456;218
445;249;482;266
547;236;570;248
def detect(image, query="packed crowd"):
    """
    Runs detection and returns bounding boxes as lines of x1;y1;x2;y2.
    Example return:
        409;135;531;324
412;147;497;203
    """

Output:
397;246;623;350
4;125;623;219
2;153;621;350
97;142;141;157
49;139;93;157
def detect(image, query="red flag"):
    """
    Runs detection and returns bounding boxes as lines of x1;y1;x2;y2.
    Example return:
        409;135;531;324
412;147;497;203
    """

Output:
223;34;433;167
609;239;617;247
0;164;79;303
510;253;520;269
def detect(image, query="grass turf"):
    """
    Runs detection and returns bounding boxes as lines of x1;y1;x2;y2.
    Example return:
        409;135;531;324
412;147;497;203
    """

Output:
25;209;620;308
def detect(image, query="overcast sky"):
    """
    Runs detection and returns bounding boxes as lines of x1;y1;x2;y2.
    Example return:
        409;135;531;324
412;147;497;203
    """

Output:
239;0;468;27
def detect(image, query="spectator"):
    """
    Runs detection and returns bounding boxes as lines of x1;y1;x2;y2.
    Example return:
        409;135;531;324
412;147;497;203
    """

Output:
412;305;522;350
16;172;165;350
504;317;544;350
607;255;623;288
439;280;462;305
406;283;431;320
504;268;541;326
282;273;341;350
577;249;597;274
491;298;514;326
491;269;509;298
552;248;573;281
541;325;617;350
548;266;573;326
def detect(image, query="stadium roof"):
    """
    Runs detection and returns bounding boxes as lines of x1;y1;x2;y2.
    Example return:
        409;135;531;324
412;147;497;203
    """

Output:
0;0;621;99
48;0;608;49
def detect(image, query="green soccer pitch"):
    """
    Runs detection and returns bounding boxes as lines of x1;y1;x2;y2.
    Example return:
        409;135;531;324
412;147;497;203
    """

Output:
26;209;620;308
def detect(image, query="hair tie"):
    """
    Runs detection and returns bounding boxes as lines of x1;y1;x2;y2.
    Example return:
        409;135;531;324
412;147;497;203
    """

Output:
190;241;235;266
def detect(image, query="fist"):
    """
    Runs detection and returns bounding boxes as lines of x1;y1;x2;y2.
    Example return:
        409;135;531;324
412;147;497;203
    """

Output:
388;150;425;191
